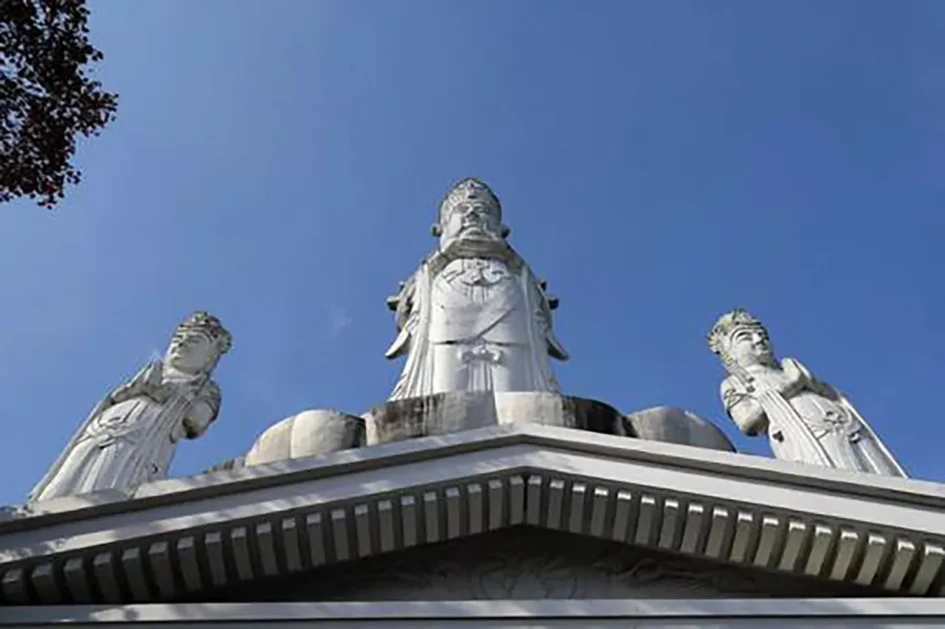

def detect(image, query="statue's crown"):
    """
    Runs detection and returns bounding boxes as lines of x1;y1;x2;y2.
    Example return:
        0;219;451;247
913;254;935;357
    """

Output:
707;308;765;356
175;311;232;354
438;178;502;223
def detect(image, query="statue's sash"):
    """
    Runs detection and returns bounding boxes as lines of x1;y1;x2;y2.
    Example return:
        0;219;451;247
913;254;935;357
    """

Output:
427;270;525;345
29;361;159;502
791;360;908;477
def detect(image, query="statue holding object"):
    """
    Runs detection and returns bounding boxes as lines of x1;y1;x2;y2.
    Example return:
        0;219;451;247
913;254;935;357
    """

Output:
708;308;906;477
30;312;232;502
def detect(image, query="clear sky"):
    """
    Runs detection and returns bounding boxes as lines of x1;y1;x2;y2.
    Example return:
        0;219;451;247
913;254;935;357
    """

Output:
0;0;942;505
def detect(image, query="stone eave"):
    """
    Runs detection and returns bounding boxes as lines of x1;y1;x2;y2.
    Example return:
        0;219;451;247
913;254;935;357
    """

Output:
2;424;945;605
4;599;945;626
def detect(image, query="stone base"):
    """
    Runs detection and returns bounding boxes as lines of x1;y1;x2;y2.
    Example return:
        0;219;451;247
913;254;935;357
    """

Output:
625;406;736;453
236;397;734;470
244;409;366;466
363;392;631;446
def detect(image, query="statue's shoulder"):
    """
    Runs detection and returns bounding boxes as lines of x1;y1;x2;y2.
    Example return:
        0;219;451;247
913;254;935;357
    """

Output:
134;358;163;381
720;373;742;392
418;249;447;277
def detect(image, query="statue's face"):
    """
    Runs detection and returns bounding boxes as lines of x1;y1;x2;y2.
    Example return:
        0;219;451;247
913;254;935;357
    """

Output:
438;196;503;250
728;325;775;367
166;330;216;374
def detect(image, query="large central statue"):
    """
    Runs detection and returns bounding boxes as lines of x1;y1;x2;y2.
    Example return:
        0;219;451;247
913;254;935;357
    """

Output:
385;178;568;399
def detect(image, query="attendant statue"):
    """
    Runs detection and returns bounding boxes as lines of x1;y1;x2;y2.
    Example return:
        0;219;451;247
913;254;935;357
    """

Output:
385;178;568;399
708;309;906;477
30;312;232;502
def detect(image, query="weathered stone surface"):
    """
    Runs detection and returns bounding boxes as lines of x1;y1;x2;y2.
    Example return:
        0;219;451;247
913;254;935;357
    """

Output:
624;406;735;452
244;409;365;467
364;391;630;445
29;312;231;502
364;392;496;444
203;456;245;474
709;309;906;476
385;178;566;399
495;392;627;432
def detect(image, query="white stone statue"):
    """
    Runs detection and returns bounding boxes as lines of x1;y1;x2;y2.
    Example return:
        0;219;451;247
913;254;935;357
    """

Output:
708;309;906;477
385;178;568;399
29;312;232;502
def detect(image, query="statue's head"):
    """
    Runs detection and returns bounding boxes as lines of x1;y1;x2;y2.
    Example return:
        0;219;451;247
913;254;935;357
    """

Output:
165;311;232;374
432;178;509;251
708;308;776;369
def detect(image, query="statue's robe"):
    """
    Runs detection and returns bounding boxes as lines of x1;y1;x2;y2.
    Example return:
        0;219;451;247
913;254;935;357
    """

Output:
386;250;567;400
30;361;221;502
721;357;905;477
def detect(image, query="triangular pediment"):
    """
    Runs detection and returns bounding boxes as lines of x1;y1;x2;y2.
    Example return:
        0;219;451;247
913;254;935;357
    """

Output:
1;424;944;607
193;528;872;602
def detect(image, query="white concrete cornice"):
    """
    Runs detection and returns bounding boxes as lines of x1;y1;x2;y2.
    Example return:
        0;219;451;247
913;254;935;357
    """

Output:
2;425;945;606
5;425;944;531
3;599;945;626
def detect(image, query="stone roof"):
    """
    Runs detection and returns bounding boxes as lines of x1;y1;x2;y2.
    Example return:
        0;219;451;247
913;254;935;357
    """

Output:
2;424;944;609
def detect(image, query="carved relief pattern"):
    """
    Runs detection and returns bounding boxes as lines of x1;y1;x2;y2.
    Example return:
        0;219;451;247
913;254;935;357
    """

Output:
471;551;580;599
84;400;152;446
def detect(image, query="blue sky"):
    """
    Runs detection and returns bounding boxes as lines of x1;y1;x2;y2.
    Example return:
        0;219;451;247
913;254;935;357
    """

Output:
1;0;942;505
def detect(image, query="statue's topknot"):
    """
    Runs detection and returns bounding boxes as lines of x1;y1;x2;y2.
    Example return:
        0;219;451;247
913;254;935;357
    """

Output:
437;178;502;224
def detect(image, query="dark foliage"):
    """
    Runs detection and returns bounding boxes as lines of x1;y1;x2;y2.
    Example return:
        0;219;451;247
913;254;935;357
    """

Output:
1;0;117;208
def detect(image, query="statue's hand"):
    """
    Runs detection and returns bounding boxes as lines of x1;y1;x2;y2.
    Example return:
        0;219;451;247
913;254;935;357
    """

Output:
777;360;808;397
143;382;175;404
182;400;216;438
144;361;165;388
391;276;416;330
